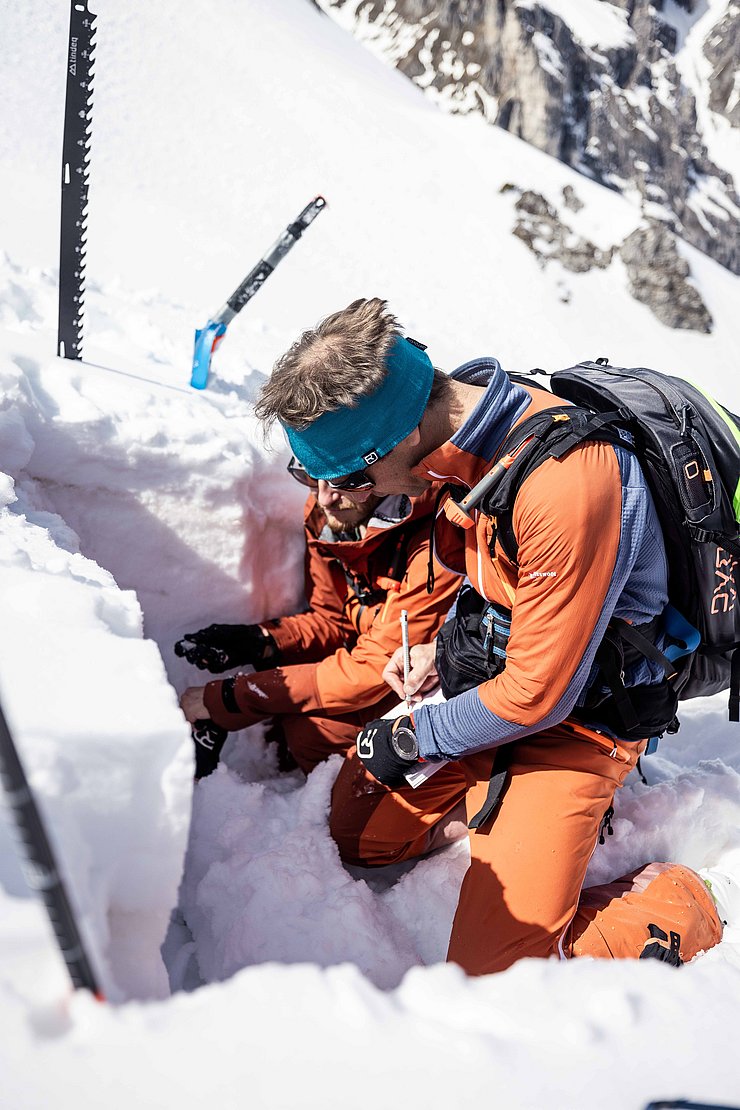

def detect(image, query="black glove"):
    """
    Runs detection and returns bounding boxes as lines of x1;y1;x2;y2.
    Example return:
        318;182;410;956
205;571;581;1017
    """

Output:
174;623;277;673
191;719;228;780
356;715;420;788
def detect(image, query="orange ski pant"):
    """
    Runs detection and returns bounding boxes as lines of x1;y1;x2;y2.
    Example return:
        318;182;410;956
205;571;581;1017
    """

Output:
268;692;399;776
329;721;723;974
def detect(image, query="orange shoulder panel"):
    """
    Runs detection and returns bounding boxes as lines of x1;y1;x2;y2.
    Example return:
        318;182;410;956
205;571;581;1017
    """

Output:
475;440;623;725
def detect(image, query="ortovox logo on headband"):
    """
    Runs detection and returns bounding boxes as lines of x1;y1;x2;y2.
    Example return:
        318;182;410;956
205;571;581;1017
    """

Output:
363;451;379;466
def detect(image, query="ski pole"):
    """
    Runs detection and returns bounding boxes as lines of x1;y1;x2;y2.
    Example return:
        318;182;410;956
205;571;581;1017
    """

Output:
190;195;328;389
0;692;104;998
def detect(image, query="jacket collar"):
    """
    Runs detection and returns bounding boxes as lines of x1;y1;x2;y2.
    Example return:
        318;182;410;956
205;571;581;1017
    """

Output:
415;358;532;489
314;494;412;544
304;491;418;552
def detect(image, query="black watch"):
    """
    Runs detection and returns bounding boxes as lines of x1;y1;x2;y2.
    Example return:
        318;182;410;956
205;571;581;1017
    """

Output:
390;725;419;763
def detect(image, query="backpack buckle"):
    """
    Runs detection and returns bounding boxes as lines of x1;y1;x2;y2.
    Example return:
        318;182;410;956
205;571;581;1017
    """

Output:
687;524;717;544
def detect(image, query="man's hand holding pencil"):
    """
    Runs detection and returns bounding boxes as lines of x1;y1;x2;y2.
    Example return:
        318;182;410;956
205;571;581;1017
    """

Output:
383;639;440;705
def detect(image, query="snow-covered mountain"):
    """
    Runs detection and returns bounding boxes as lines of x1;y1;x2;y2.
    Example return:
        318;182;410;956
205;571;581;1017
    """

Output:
0;1;739;1107
315;0;740;312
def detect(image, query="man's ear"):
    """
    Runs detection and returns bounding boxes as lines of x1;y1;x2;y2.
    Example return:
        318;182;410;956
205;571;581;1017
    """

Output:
401;426;421;448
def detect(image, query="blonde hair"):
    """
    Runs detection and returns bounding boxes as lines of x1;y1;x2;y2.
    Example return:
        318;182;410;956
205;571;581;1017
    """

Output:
255;298;400;430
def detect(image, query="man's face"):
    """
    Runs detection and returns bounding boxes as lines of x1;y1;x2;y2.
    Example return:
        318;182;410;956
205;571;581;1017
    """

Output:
338;427;431;503
316;481;381;533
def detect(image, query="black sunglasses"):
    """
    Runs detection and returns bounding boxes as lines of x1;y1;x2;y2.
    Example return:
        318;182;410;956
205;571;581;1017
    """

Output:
286;456;318;489
286;456;376;492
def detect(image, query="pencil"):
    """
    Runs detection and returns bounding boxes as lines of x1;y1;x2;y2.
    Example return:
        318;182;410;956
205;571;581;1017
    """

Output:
400;609;411;711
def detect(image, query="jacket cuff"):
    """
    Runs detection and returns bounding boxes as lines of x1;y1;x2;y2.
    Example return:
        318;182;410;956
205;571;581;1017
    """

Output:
263;619;303;659
204;679;257;731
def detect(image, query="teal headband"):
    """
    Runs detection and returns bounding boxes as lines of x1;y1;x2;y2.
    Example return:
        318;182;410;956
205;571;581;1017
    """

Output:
284;335;434;480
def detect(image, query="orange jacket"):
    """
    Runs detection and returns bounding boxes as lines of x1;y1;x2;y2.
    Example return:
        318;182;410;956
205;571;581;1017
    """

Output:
204;491;461;730
412;362;669;761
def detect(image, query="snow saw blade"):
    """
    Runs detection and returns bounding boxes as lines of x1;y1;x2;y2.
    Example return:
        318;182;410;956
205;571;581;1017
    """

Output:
0;694;104;997
57;0;97;360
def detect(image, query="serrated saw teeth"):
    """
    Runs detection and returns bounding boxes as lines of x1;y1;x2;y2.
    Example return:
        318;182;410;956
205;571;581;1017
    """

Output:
58;0;97;360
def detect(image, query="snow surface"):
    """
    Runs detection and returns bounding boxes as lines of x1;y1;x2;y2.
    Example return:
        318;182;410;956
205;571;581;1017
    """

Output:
1;1;740;1107
517;0;635;52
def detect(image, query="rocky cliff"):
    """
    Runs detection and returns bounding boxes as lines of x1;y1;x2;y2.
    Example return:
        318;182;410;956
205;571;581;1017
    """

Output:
314;0;740;298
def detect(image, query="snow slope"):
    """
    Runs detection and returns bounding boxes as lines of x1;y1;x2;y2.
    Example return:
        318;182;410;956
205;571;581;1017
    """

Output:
1;0;740;1107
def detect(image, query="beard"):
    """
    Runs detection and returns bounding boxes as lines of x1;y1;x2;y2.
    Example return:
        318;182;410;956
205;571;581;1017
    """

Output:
323;494;381;534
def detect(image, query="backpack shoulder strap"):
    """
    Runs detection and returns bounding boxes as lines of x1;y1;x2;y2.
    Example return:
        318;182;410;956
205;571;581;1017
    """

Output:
482;406;632;565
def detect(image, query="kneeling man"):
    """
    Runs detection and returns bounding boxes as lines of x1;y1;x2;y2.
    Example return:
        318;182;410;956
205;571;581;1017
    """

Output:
178;455;460;779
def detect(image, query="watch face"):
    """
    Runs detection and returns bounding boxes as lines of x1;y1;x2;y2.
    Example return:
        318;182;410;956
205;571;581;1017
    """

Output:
392;727;418;762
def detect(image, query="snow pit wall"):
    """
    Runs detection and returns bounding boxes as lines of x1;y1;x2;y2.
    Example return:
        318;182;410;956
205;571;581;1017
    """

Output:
0;350;306;1001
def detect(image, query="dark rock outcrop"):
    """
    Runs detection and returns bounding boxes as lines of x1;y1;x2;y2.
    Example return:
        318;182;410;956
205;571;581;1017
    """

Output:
620;223;713;333
512;190;613;272
503;185;712;331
